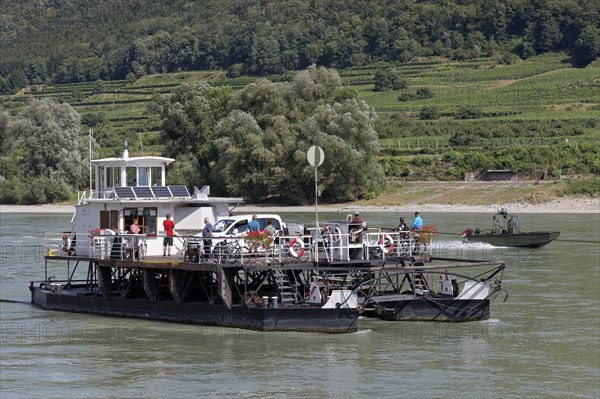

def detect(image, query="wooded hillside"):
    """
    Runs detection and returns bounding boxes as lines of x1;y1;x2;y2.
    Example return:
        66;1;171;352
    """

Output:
1;0;599;93
0;1;599;205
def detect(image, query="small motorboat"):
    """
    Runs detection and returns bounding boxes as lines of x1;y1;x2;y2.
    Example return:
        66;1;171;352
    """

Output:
462;209;560;248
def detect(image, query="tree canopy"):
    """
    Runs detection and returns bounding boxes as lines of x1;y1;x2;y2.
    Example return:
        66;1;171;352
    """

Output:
211;66;384;203
1;0;599;93
0;98;86;203
10;98;85;187
158;65;383;203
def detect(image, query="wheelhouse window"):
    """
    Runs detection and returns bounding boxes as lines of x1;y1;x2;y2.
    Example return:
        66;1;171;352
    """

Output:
126;167;137;186
114;167;121;187
138;167;149;186
151;167;162;186
97;166;104;191
124;207;157;234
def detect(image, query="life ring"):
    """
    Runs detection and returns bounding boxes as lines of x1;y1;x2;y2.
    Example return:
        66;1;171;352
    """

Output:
289;237;305;258
329;226;342;244
379;233;394;254
62;234;71;253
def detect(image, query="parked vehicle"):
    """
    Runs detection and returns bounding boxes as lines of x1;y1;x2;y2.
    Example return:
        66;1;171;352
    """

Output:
188;214;285;260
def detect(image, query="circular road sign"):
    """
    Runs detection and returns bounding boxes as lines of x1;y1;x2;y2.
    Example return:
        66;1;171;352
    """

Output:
307;145;324;167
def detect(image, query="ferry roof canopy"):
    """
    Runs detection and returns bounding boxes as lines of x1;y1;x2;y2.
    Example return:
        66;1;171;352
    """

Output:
91;155;175;167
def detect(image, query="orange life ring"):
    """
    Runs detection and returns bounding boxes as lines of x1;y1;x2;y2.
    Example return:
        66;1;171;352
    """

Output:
289;237;305;258
379;233;394;254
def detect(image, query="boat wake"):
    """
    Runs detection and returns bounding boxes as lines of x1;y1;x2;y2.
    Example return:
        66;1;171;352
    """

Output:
431;239;508;260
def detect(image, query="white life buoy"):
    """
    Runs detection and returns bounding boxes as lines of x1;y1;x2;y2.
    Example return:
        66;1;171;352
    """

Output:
289;237;305;258
379;233;394;254
329;226;342;244
62;234;71;253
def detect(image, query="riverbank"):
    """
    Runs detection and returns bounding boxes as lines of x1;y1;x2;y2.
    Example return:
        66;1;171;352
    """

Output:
1;196;597;214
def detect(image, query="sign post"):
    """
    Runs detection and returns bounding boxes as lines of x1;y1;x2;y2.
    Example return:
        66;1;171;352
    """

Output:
307;145;325;241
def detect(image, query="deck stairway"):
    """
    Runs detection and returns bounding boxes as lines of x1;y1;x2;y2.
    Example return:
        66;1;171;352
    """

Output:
404;273;430;295
272;269;300;304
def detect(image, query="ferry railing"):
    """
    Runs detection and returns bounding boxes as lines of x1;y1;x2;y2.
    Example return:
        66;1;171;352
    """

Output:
364;230;433;259
77;189;118;201
301;229;434;262
43;232;70;257
42;232;97;291
313;261;505;302
66;229;433;263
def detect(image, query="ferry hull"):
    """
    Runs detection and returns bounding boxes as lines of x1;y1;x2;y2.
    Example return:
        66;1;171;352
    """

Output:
30;285;358;333
365;297;490;322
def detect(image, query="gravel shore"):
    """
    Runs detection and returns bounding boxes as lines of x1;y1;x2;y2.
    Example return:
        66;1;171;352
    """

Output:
1;197;597;214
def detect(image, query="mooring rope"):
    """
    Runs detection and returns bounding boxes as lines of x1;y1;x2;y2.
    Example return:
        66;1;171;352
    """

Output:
0;298;30;304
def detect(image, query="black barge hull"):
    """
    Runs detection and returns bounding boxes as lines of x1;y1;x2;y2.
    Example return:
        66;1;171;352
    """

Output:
364;297;490;322
30;285;358;333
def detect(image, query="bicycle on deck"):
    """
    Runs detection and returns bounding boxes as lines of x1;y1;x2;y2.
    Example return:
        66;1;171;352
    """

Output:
211;238;249;264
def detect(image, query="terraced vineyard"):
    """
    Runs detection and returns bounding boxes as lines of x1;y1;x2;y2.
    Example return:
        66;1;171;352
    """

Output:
2;53;599;177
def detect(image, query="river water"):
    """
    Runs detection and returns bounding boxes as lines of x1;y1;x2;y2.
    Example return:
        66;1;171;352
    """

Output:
0;211;598;398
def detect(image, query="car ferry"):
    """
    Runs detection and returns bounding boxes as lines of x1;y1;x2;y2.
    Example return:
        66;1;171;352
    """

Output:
31;143;506;332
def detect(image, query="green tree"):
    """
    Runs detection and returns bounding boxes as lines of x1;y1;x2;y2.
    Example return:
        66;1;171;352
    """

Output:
81;112;107;128
212;65;383;203
213;110;278;200
0;110;8;156
249;34;282;75
574;26;600;66
420;105;440;120
373;67;407;91
299;99;384;202
9;98;85;188
160;83;231;167
455;105;482;120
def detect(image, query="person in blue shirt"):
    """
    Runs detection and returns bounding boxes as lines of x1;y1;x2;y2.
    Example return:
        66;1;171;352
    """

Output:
248;214;260;232
411;211;423;231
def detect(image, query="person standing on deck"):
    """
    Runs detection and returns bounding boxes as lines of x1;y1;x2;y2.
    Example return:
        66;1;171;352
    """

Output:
352;211;363;223
163;213;175;256
202;217;213;261
248;214;260;232
397;217;409;239
411;211;423;231
130;217;141;258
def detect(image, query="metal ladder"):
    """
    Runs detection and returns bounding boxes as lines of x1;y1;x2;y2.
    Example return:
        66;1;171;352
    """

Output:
410;273;430;294
272;269;299;304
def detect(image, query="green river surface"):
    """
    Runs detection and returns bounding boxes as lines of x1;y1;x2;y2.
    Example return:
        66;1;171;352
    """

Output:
0;211;598;398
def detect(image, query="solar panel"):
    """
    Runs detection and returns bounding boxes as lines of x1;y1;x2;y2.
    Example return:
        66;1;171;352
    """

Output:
169;185;190;197
151;186;172;198
133;186;153;198
114;186;135;198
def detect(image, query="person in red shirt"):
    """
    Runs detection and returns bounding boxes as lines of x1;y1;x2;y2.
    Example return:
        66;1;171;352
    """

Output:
163;213;175;256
